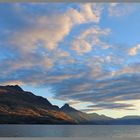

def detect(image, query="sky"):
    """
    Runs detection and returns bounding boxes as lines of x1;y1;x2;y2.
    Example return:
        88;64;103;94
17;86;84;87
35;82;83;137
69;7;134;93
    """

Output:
1;3;140;118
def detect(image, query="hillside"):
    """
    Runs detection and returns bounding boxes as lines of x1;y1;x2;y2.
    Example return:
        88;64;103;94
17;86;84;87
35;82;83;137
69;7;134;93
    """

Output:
0;85;75;124
61;103;112;124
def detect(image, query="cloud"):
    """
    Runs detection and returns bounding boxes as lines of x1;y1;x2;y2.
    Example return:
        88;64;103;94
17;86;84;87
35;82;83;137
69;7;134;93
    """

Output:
71;27;111;54
81;102;135;112
7;3;103;54
108;3;137;17
129;44;140;56
87;103;135;110
10;14;73;52
0;3;104;78
79;3;103;23
68;100;81;106
72;39;92;54
52;61;140;111
69;3;103;24
111;63;140;77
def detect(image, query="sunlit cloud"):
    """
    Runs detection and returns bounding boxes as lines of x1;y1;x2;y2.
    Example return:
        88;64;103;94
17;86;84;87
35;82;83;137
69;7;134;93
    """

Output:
129;44;140;56
71;27;111;54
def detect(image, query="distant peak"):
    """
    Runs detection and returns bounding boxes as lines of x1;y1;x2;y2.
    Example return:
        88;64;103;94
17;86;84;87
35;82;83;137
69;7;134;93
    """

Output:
63;103;70;107
61;103;78;112
61;103;72;109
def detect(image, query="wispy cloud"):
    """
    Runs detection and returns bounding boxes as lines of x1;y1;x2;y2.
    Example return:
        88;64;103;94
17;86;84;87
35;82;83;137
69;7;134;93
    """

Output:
108;3;137;17
81;102;135;112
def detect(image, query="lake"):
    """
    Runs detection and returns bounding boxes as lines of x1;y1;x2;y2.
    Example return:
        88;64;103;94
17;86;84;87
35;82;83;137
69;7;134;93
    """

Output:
0;125;140;139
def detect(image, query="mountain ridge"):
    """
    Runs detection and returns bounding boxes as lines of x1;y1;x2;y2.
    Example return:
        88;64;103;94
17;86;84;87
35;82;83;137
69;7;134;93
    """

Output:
0;85;140;124
0;85;76;124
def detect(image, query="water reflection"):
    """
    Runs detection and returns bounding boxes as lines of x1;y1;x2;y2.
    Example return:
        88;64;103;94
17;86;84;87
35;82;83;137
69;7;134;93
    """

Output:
0;125;140;138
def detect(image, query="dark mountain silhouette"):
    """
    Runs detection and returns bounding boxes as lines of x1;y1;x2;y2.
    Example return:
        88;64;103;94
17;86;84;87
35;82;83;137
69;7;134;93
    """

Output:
0;85;140;124
0;85;75;124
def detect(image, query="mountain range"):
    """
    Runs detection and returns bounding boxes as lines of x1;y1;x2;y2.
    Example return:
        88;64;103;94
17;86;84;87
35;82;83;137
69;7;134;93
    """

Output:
0;85;140;124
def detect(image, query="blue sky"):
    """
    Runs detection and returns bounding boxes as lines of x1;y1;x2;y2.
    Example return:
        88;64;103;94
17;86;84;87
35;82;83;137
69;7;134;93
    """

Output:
1;3;140;118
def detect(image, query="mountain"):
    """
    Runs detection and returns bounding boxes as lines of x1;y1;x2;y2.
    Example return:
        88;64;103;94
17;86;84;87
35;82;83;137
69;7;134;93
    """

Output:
0;85;112;124
111;115;140;125
61;103;90;124
87;113;112;121
1;85;140;124
60;103;112;124
0;85;75;124
121;115;140;119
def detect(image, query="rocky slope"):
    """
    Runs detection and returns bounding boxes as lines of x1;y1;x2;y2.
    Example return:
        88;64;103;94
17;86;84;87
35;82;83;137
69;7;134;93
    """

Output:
0;85;75;124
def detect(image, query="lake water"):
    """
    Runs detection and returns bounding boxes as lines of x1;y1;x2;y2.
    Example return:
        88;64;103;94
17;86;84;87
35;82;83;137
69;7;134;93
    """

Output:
0;125;140;138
